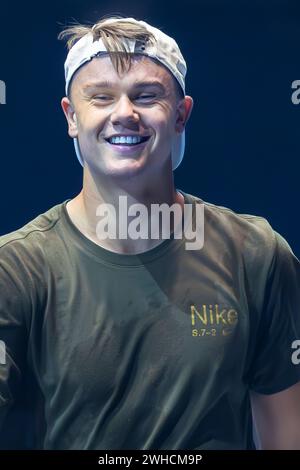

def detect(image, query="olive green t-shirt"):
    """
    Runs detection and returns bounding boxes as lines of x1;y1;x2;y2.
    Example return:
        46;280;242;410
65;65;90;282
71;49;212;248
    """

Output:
0;189;300;449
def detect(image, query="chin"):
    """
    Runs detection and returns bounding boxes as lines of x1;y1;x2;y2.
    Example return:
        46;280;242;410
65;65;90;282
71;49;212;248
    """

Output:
105;156;149;174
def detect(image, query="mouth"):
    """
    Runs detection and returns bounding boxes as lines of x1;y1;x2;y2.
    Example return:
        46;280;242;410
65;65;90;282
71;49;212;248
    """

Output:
103;134;152;155
104;135;151;146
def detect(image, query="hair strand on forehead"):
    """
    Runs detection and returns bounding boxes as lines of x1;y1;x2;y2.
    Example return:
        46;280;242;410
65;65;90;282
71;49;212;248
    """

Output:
58;16;156;76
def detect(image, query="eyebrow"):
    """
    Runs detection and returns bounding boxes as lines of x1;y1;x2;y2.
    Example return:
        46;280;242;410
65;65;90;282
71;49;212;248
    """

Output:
82;80;166;92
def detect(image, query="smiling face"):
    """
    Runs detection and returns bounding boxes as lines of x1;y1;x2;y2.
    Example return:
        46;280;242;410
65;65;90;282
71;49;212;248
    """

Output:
61;54;193;179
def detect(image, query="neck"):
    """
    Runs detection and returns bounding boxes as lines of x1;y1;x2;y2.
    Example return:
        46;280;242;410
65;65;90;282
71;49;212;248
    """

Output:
66;165;185;254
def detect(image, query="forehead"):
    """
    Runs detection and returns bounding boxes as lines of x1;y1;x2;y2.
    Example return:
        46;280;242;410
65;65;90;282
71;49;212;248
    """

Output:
71;55;175;94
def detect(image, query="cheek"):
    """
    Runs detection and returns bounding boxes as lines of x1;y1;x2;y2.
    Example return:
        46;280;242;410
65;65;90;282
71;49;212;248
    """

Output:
144;108;174;133
80;107;107;132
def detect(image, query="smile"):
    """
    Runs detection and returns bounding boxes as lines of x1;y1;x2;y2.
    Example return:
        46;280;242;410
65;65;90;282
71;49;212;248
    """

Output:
105;135;151;146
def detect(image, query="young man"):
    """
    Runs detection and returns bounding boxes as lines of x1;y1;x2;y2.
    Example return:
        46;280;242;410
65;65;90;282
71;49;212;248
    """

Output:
0;16;300;450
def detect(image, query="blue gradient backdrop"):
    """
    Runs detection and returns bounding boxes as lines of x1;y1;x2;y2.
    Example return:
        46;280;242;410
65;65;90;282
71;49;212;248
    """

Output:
0;0;299;255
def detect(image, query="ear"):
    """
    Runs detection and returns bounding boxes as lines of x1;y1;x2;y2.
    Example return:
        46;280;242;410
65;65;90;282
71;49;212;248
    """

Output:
61;96;78;138
175;95;194;133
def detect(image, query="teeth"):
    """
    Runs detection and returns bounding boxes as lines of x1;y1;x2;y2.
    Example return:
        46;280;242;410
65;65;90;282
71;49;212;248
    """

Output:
109;135;143;145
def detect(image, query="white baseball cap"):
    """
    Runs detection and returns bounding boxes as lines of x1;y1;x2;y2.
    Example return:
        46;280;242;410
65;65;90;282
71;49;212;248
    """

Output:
63;17;187;170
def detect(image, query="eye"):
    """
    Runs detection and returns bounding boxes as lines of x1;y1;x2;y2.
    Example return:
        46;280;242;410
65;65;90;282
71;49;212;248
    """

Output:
93;95;113;101
136;94;156;101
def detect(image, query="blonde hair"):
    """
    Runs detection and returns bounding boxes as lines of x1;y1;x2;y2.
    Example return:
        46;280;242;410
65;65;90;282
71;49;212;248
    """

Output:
58;16;184;100
58;15;156;79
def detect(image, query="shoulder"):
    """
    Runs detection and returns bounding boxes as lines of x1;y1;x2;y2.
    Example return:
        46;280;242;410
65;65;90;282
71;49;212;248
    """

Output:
187;191;277;251
0;202;68;326
0;201;68;269
184;191;298;279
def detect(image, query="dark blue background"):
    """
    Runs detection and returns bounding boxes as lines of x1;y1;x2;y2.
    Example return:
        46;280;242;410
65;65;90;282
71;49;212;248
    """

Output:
0;0;299;255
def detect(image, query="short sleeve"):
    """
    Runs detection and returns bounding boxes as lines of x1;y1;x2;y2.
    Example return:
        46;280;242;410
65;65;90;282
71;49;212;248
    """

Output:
0;241;33;447
248;229;300;394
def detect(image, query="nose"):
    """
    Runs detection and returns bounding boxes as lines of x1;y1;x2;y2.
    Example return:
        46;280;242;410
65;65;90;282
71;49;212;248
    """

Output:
110;95;139;127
